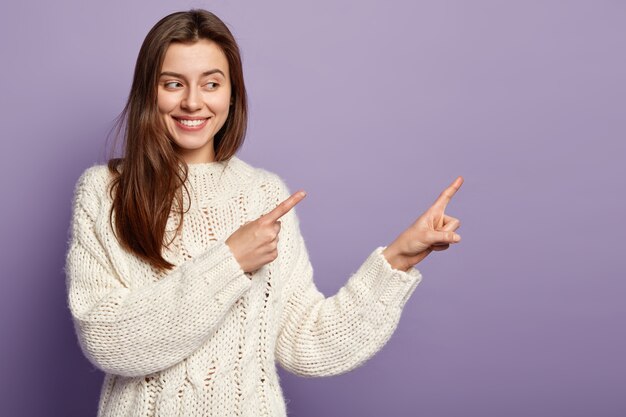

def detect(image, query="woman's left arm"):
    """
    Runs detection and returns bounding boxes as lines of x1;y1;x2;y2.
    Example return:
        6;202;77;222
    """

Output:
271;176;462;377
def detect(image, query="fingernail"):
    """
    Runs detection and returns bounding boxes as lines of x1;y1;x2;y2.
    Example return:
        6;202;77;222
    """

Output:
454;234;461;242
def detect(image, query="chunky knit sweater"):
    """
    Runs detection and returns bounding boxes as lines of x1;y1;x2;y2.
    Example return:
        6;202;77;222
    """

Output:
65;156;423;417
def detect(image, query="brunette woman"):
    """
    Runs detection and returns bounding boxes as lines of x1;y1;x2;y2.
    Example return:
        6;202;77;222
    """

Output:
66;9;463;417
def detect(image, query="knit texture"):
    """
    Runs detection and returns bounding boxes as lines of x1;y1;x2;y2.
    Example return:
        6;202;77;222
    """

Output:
65;156;423;417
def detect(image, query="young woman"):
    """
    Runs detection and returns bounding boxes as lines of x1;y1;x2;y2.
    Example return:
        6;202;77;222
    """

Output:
65;9;463;417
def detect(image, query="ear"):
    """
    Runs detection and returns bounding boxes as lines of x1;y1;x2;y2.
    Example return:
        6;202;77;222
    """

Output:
230;96;235;106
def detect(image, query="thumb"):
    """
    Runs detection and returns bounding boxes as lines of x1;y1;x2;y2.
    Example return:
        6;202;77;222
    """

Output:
424;230;461;245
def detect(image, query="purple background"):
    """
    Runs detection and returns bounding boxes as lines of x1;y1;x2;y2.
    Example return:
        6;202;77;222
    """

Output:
1;1;625;416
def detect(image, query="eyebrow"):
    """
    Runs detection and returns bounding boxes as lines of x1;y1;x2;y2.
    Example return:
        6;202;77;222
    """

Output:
159;69;226;79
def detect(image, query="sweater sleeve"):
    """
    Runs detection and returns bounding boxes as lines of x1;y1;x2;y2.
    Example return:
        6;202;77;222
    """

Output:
65;167;252;378
270;176;423;377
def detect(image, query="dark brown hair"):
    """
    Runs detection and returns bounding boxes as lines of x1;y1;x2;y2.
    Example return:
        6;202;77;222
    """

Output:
107;9;248;270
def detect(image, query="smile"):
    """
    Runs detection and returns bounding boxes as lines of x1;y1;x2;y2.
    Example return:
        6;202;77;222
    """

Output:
173;117;210;130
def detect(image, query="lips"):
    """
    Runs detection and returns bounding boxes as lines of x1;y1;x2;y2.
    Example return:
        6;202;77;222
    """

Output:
173;116;210;131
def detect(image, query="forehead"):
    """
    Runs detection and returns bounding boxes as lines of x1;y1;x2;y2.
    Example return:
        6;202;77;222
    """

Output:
161;39;229;76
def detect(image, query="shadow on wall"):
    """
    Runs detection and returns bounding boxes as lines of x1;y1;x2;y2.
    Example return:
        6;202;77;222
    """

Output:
51;169;105;417
18;124;112;417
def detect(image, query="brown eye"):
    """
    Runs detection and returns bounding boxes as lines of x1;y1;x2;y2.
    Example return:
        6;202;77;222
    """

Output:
164;81;183;89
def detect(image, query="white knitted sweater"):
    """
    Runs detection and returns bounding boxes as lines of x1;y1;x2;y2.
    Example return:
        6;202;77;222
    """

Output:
65;156;422;417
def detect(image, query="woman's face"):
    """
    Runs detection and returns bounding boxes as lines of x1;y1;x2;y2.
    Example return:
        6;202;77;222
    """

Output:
157;39;232;163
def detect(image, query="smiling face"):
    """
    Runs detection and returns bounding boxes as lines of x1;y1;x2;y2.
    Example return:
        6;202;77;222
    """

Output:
157;39;232;164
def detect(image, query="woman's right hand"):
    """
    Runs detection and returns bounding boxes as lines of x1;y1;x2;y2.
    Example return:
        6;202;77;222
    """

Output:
226;190;306;274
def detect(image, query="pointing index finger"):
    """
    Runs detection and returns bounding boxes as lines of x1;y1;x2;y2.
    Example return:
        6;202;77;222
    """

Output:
432;176;464;210
262;190;307;223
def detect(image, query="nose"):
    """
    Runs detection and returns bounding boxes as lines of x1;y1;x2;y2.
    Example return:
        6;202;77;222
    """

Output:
181;86;202;111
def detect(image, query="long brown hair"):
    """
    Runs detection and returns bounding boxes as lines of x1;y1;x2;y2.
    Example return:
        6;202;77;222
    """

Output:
107;9;248;271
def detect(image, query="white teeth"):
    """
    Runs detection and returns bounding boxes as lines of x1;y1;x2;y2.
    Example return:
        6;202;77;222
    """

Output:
177;118;206;127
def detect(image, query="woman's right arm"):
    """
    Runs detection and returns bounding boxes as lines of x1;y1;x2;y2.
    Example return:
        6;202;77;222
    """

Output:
65;167;252;378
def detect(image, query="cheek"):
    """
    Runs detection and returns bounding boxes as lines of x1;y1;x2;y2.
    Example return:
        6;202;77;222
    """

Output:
157;92;178;114
207;88;232;115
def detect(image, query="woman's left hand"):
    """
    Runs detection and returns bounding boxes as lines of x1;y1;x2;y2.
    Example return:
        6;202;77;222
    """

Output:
382;176;464;271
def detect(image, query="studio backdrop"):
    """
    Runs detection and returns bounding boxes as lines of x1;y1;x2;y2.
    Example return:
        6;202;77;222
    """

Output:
0;1;624;416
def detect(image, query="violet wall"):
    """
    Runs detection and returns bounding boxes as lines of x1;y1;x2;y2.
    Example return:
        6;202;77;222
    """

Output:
1;1;624;416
